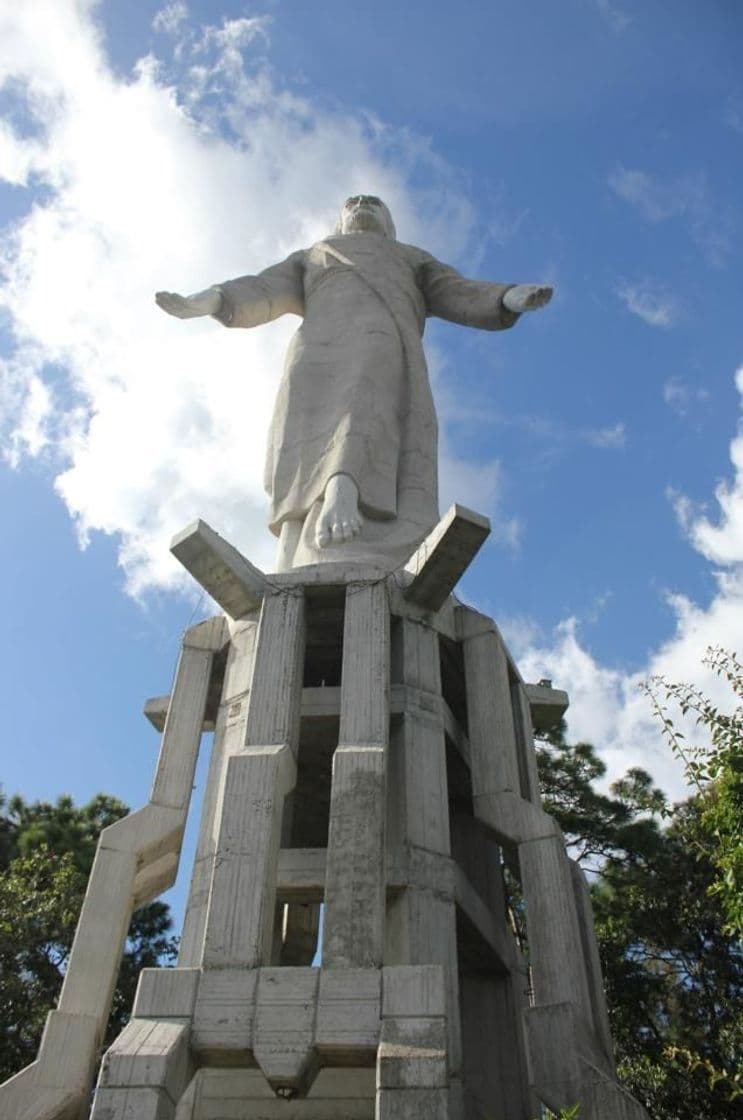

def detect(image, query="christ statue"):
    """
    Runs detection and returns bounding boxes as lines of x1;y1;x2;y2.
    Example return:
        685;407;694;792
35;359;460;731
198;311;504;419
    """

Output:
156;195;552;570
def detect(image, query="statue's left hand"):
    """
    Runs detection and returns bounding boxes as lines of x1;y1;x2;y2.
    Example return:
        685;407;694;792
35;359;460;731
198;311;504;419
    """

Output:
503;284;553;314
155;288;222;319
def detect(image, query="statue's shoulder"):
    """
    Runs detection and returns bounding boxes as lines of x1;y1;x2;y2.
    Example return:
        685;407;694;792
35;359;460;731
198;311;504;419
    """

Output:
396;241;435;267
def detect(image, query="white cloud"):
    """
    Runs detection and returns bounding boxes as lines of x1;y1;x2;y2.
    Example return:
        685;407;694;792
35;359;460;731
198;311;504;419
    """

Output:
616;279;679;327
675;366;743;567
585;422;625;449
609;166;698;222
662;376;709;417
0;3;487;595
513;363;743;802
608;165;732;265
152;2;188;36
594;0;633;33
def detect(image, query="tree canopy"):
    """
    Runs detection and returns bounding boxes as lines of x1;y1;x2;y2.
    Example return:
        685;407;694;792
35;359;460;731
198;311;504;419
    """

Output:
0;791;177;1082
644;646;743;939
536;715;743;1120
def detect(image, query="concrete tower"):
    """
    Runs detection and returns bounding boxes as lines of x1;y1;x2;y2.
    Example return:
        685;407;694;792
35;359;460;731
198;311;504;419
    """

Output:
0;509;649;1119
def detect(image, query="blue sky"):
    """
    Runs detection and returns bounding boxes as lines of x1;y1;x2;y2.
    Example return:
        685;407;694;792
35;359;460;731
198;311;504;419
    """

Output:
2;0;743;925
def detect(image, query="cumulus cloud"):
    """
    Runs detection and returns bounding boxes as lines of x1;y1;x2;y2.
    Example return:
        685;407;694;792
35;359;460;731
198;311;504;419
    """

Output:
0;3;484;594
675;366;743;567
513;364;743;801
615;279;679;327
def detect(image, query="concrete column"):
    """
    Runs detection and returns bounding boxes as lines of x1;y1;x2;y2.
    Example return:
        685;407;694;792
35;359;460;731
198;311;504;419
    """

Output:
149;621;224;811
59;622;219;1022
324;580;390;967
460;614;522;807
179;617;259;965
91;1019;192;1120
512;679;542;805
385;617;462;1103
452;814;533;1120
519;832;592;1015
376;966;449;1120
570;859;616;1072
201;589;305;968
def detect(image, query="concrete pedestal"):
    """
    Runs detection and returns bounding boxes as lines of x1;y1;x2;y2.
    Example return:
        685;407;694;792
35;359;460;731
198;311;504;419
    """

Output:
0;509;650;1120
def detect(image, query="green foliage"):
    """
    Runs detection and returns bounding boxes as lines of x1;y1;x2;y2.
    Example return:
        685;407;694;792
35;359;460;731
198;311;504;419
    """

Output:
643;646;743;938
0;790;131;875
533;725;743;1120
593;798;743;1118
537;729;666;867
0;791;178;1082
0;846;86;1074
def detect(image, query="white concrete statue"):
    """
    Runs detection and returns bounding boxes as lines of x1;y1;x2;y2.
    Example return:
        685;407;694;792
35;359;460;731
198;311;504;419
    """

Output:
156;195;552;570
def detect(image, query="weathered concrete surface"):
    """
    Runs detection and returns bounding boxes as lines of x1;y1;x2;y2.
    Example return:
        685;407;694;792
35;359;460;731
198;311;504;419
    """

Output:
201;746;296;968
570;859;617;1072
324;581;389;968
460;610;522;799
201;589;304;969
253;969;320;1097
192;970;257;1066
377;967;450;1120
315;969;381;1064
404;504;490;612
170;519;267;619
1;535;649;1120
524;680;569;735
94;1019;192;1107
384;618;461;1091
178;615;259;966
133;969;200;1022
519;833;593;1014
525;1002;650;1119
323;745;386;967
190;1067;375;1119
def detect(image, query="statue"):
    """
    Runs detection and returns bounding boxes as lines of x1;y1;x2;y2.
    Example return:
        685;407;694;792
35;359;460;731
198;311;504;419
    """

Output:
156;195;552;570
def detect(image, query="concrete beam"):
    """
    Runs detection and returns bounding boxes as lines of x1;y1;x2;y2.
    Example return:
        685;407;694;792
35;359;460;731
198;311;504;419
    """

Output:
525;681;569;734
170;519;267;619
403;504;490;611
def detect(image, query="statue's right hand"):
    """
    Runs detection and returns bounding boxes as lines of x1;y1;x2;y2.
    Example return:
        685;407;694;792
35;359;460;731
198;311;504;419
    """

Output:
155;288;222;319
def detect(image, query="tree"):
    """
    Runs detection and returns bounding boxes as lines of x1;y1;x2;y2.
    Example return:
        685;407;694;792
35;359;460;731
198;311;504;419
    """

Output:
0;791;178;1082
644;646;743;939
593;797;743;1118
535;722;666;867
534;729;743;1120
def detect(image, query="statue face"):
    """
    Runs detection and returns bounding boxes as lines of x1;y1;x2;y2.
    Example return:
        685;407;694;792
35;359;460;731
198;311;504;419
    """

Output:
340;195;390;236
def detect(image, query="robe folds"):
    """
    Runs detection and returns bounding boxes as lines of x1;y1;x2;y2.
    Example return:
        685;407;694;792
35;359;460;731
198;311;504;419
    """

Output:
214;232;520;568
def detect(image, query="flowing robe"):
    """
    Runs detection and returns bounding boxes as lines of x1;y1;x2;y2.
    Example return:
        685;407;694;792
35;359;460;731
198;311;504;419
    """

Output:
214;232;520;567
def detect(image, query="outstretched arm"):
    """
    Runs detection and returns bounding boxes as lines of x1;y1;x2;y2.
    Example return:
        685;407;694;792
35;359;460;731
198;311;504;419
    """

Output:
418;253;552;330
155;251;306;329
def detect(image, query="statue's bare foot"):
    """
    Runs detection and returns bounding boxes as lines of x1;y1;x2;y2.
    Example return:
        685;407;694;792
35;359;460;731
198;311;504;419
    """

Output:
316;474;363;548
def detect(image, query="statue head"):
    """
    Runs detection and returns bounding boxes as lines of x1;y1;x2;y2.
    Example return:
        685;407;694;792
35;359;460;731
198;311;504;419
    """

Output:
336;195;396;239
